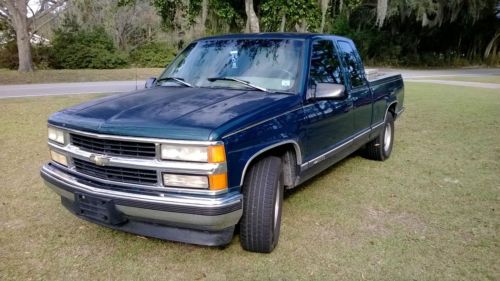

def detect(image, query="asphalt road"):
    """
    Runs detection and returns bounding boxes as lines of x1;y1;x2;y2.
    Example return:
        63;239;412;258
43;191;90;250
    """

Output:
0;81;145;99
405;79;500;89
0;68;498;99
377;67;500;79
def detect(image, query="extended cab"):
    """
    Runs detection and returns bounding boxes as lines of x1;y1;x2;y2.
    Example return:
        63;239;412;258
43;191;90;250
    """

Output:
41;33;404;253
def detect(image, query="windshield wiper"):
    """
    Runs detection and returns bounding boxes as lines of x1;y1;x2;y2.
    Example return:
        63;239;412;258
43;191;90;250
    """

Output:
207;77;273;93
156;76;194;87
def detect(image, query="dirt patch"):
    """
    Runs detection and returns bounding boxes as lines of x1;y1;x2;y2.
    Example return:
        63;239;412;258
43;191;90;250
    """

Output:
361;207;428;237
2;219;28;230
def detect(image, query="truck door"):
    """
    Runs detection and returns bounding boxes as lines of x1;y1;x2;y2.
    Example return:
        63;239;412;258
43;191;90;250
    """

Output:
336;40;372;136
301;39;354;162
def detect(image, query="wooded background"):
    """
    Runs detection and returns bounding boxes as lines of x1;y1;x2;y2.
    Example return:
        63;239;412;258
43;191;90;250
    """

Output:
1;0;499;72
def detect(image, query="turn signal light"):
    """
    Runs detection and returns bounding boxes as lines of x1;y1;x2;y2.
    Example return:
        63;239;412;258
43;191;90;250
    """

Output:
208;145;226;163
209;173;228;190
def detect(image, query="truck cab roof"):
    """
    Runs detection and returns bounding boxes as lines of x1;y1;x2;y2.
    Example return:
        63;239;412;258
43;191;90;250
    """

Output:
196;32;352;42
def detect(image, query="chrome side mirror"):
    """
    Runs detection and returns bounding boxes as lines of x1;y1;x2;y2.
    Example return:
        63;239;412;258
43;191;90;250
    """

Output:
315;83;346;99
145;77;157;89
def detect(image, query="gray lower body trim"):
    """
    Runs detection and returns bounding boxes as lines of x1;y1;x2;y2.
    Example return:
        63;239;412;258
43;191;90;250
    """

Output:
301;128;371;170
302;105;405;171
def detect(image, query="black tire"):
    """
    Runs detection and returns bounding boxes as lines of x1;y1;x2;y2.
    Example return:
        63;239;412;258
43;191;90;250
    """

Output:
240;156;284;253
364;113;395;161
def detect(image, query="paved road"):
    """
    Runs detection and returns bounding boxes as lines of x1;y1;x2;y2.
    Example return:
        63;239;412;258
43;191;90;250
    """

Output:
406;79;500;89
374;67;500;79
0;81;144;99
378;68;500;89
0;68;498;99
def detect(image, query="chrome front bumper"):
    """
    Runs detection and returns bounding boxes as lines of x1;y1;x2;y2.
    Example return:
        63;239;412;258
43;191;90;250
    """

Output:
41;164;243;246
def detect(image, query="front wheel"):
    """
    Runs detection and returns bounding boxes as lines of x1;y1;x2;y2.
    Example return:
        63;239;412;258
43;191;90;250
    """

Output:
240;156;283;253
364;113;395;161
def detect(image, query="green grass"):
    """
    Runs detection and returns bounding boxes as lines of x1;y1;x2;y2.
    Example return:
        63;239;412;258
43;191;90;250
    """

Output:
412;75;500;84
0;68;164;85
1;83;499;280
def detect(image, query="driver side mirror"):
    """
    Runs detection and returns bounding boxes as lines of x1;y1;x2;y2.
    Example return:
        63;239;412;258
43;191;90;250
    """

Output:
145;77;157;89
315;83;346;99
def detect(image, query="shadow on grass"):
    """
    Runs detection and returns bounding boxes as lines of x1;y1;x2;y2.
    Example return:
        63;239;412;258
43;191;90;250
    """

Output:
232;152;362;242
284;152;360;200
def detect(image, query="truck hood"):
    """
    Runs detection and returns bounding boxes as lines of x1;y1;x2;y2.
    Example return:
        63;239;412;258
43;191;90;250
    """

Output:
48;86;300;141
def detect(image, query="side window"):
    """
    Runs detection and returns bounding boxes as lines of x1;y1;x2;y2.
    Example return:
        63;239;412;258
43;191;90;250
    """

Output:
337;41;365;88
309;40;343;86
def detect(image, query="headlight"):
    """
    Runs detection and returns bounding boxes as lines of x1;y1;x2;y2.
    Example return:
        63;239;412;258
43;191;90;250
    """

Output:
160;144;225;163
50;150;68;166
48;127;65;144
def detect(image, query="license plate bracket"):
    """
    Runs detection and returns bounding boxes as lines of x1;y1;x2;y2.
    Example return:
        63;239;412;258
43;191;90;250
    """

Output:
74;193;127;225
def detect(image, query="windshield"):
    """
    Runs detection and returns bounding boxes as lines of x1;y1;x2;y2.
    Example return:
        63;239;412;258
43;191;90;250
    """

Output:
158;39;305;93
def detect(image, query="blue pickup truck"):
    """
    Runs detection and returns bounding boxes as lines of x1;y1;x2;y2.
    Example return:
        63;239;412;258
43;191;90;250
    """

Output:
41;33;404;253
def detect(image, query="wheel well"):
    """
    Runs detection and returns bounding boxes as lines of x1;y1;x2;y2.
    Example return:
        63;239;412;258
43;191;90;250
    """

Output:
242;143;299;189
388;102;397;118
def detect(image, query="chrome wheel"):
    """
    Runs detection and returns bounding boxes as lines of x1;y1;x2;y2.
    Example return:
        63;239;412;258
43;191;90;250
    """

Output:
384;122;392;152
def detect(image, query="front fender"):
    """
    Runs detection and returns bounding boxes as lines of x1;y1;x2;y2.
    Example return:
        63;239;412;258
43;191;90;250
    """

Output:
222;107;305;191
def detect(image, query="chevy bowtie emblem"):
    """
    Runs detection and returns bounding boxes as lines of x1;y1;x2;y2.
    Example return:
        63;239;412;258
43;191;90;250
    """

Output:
89;154;111;166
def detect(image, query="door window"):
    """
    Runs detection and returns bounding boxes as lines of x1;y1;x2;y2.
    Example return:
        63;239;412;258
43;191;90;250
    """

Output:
337;41;365;88
309;40;344;86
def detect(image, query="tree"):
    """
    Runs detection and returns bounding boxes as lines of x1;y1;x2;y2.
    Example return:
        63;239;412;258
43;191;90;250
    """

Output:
148;0;244;38
0;0;66;72
260;0;321;32
49;19;128;69
319;0;329;32
62;0;161;51
244;0;259;32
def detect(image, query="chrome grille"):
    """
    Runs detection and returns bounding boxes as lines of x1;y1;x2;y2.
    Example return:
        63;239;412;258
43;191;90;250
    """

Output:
73;158;158;186
71;134;156;158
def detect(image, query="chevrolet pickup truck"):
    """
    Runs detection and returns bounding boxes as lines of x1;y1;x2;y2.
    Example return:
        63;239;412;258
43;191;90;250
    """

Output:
41;33;404;253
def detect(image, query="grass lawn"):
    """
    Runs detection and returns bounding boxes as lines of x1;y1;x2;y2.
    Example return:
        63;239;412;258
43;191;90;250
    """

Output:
0;68;164;85
0;83;499;280
412;75;500;84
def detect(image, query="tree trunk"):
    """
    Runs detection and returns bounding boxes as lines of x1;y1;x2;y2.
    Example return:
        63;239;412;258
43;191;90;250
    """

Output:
201;0;208;26
190;0;208;37
15;23;33;72
244;0;259;33
484;30;500;59
197;0;208;35
279;13;286;32
295;20;308;32
376;0;388;27
319;0;329;33
5;0;34;72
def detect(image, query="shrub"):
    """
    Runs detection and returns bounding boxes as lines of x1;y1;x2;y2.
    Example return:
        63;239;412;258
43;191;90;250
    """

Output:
32;44;52;69
0;41;18;69
0;41;52;70
49;26;128;69
129;42;176;68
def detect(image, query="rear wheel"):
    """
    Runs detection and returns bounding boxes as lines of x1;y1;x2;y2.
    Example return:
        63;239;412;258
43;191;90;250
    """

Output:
364;113;395;161
240;156;283;253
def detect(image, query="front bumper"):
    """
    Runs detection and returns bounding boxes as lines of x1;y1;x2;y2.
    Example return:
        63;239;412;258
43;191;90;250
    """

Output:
41;164;243;246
